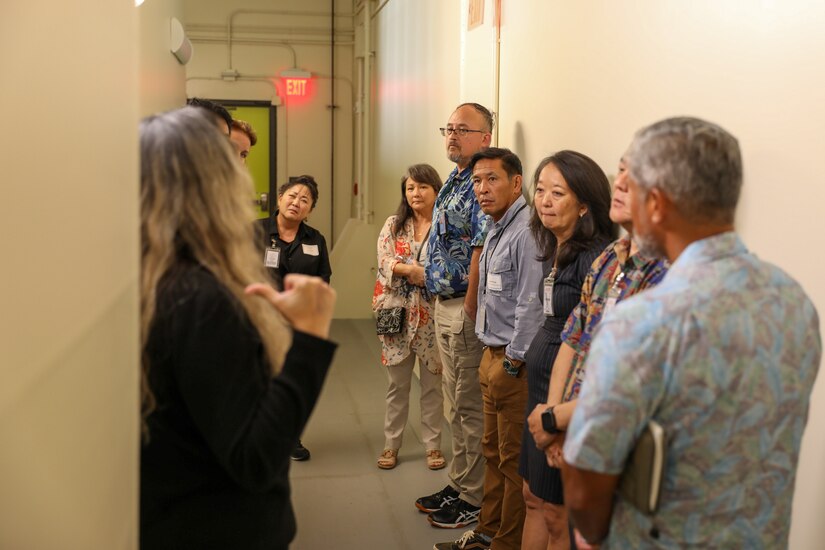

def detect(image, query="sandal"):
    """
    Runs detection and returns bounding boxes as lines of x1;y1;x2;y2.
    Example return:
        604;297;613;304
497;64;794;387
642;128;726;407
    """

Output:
377;449;398;469
426;449;446;470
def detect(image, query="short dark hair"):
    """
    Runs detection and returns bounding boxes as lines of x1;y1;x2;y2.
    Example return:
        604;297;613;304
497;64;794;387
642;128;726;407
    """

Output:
529;150;617;267
186;97;232;134
468;147;522;179
278;175;319;209
455;102;494;133
231;119;258;146
393;164;443;237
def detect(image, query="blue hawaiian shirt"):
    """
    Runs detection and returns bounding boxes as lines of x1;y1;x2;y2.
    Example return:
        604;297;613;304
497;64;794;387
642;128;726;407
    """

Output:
564;232;821;548
425;166;490;297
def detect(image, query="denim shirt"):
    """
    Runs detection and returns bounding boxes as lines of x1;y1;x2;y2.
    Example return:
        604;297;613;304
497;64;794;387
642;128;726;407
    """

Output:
474;196;544;361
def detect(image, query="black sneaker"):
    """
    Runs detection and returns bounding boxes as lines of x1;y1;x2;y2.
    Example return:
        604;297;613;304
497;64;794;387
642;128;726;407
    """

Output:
428;499;481;529
415;485;460;513
290;440;310;461
433;529;491;550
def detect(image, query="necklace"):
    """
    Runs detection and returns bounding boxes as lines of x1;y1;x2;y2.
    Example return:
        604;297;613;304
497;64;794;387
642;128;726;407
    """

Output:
413;219;431;241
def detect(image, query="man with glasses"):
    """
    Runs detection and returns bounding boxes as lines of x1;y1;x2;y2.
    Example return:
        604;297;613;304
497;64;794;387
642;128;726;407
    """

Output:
415;103;493;531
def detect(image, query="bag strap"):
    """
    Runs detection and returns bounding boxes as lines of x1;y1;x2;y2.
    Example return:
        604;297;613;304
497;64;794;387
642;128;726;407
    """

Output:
415;227;431;263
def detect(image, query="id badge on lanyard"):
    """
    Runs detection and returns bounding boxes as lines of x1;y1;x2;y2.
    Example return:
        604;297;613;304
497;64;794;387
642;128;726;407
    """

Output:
437;211;447;235
264;239;281;269
543;267;557;317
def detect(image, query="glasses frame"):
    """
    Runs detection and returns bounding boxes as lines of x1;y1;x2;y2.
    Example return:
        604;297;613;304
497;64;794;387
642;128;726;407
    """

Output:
439;127;487;138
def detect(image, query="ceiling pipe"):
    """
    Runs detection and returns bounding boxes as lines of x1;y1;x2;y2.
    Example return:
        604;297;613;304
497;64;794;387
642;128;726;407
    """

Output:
226;9;356;70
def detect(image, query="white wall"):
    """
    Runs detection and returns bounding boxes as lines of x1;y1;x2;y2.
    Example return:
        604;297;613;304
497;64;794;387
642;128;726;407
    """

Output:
371;0;462;223
182;0;355;245
0;1;143;548
373;0;825;547
139;0;187;116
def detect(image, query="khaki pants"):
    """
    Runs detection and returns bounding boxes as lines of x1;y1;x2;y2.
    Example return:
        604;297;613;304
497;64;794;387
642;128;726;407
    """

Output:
383;350;444;450
434;296;485;507
476;346;528;550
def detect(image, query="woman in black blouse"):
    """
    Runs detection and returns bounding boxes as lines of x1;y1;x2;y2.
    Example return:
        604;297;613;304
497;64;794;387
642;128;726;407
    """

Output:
260;175;332;460
519;151;616;550
261;175;332;284
139;107;336;550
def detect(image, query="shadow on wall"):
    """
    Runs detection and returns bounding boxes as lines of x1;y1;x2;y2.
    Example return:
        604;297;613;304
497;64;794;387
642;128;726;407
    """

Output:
512;121;531;202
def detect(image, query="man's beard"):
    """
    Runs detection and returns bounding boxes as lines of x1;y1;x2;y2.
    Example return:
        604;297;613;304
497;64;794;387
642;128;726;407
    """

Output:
448;149;462;164
635;230;665;259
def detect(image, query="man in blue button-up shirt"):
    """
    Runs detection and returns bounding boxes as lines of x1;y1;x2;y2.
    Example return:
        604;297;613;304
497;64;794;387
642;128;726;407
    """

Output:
436;148;543;550
417;103;493;531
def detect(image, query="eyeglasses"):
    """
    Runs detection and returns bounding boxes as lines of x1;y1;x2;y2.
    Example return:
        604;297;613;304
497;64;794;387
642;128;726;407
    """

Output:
439;127;486;137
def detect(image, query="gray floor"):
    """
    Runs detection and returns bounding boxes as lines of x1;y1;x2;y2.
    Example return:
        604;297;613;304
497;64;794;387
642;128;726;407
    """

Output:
290;319;462;550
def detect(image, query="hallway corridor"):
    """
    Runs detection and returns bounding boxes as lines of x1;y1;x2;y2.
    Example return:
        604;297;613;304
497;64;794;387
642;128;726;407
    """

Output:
289;319;456;549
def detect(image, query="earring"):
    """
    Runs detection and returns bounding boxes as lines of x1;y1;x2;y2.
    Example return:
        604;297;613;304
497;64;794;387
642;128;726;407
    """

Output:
579;211;585;218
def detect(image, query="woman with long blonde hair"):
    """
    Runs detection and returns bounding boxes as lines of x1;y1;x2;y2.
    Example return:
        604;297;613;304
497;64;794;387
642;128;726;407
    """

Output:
139;107;336;550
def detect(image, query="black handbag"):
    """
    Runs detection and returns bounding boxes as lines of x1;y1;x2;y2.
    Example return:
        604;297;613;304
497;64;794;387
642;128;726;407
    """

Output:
376;307;406;335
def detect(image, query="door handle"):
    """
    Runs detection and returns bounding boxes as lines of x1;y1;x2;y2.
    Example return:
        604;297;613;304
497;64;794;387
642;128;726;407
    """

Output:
254;192;268;212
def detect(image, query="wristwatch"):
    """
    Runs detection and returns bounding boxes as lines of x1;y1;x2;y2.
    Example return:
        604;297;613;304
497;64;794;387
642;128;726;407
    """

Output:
541;406;562;434
502;357;521;377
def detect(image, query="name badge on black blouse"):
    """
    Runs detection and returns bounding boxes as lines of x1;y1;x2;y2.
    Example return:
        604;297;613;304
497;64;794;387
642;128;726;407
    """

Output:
302;244;319;256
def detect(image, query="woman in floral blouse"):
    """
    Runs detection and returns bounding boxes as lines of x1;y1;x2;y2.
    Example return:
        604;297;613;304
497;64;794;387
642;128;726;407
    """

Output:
373;164;445;470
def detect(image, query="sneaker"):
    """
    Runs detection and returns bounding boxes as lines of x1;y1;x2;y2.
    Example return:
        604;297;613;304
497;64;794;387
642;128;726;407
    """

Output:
428;499;481;529
415;484;460;513
433;530;491;550
290;440;311;461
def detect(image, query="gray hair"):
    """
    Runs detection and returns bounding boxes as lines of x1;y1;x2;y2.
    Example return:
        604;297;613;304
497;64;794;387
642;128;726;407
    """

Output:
627;116;742;224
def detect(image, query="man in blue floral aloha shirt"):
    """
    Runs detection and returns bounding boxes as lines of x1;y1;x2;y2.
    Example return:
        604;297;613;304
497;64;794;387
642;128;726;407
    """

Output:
415;103;493;532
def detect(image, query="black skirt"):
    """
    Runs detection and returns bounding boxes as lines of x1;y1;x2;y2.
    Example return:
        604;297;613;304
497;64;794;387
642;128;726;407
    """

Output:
519;322;565;504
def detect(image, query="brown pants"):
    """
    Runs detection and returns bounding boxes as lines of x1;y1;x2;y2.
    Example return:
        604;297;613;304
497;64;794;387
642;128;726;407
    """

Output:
476;346;529;550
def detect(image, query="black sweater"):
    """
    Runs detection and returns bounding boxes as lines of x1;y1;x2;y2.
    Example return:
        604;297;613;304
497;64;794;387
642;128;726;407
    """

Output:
140;262;336;550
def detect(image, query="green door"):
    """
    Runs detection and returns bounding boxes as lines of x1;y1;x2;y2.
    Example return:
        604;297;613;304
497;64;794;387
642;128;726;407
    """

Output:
224;103;276;220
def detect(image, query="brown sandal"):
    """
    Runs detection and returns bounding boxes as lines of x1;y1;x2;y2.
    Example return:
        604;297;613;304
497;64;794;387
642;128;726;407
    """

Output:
377;449;398;469
426;449;446;470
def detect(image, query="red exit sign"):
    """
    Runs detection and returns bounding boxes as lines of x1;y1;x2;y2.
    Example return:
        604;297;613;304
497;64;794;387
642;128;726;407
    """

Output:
285;78;308;96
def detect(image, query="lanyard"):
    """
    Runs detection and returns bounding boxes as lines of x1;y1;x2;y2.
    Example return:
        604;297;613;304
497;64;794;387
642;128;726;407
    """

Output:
483;204;527;276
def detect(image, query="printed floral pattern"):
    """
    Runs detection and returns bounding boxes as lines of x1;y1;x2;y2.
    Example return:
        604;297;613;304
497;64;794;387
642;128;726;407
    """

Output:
374;216;442;373
424;167;490;296
560;236;668;401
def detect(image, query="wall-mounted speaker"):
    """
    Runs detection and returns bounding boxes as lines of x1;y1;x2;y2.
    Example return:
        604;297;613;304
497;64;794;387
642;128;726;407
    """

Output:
170;17;192;65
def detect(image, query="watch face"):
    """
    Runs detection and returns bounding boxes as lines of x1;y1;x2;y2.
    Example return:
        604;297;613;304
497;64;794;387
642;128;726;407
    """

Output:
503;358;519;377
542;408;559;434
